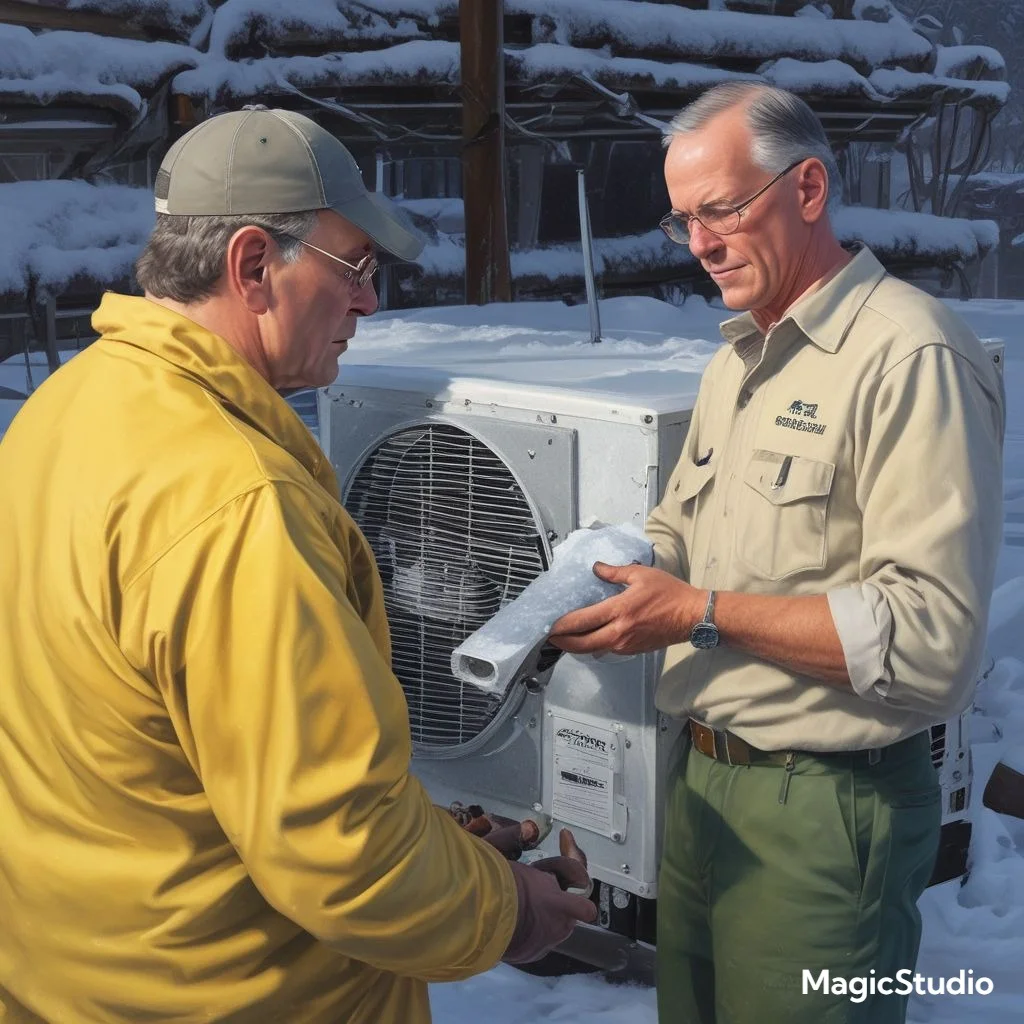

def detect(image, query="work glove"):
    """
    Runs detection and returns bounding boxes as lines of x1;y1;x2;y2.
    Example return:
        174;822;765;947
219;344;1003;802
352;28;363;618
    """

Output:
501;829;598;964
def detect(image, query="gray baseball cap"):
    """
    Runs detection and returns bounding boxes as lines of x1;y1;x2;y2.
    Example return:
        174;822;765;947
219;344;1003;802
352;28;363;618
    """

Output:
154;107;424;261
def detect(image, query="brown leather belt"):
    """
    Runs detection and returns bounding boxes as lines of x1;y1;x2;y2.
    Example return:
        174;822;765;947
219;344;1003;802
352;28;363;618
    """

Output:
687;718;885;768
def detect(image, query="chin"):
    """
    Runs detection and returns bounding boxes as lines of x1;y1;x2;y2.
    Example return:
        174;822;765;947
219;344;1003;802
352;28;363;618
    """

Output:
320;362;343;387
719;282;769;312
718;286;751;310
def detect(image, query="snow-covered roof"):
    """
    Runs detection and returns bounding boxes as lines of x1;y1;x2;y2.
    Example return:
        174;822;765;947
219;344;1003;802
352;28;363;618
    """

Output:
174;40;460;101
934;45;1007;80
0;172;996;300
173;43;1007;114
1;1;1005;122
760;59;1009;113
407;203;998;285
207;0;448;56
832;207;999;265
57;0;208;38
0;23;200;118
164;0;1005;117
201;0;932;73
508;0;932;73
0;180;154;297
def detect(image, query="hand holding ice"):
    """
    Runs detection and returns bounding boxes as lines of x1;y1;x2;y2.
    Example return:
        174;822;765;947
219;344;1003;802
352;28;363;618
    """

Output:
451;524;653;696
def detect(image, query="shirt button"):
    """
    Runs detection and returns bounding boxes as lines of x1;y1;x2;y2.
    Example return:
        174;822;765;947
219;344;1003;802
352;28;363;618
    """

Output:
706;558;717;570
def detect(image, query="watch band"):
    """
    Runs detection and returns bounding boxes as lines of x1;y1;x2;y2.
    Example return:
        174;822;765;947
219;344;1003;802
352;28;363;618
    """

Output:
703;589;716;625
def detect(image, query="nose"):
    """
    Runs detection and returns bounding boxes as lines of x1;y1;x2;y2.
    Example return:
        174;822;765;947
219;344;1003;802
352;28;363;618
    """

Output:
350;278;379;317
687;220;725;261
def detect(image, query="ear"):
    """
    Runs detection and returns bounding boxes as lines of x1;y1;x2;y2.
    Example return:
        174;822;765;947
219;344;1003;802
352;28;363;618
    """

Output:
225;226;273;314
796;158;831;224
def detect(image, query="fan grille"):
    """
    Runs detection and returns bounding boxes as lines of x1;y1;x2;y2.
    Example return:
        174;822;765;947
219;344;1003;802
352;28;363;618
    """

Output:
346;424;546;751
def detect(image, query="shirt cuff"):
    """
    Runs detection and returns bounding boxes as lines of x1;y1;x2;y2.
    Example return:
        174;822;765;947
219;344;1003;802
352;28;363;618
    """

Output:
827;583;894;701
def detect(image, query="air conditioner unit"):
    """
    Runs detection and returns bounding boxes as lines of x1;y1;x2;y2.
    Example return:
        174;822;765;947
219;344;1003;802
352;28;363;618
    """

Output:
316;339;1000;974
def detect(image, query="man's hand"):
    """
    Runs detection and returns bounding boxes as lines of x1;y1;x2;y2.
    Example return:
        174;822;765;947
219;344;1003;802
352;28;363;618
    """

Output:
548;561;705;656
502;829;598;964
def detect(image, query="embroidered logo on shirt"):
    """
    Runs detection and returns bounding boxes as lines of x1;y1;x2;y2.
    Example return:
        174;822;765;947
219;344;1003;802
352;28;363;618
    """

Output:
776;400;826;434
785;400;819;419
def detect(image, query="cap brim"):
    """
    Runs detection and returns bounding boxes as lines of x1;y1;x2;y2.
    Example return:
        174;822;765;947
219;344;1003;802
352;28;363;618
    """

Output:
332;190;425;262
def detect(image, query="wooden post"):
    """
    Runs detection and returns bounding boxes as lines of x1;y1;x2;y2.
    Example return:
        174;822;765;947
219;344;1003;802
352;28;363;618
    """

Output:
460;0;512;304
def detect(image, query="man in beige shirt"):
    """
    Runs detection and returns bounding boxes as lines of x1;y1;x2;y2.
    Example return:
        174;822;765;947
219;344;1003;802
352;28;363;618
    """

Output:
550;83;1004;1024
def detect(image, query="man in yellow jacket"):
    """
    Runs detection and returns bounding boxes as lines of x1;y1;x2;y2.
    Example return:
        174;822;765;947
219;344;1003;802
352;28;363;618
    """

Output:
0;107;596;1023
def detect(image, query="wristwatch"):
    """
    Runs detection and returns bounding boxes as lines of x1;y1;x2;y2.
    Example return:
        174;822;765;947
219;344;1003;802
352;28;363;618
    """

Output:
689;590;720;650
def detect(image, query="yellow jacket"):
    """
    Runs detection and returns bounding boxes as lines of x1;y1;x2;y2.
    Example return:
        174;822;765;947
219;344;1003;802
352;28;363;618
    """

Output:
0;294;516;1023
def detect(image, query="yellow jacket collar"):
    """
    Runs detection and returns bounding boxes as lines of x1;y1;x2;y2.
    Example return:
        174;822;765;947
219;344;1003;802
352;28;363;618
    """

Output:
91;292;326;480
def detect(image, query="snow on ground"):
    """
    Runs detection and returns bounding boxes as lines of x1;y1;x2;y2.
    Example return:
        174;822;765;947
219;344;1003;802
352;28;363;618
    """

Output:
3;295;1024;1021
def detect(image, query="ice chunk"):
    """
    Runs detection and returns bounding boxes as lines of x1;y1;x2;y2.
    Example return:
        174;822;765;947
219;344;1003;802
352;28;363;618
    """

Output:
451;524;653;696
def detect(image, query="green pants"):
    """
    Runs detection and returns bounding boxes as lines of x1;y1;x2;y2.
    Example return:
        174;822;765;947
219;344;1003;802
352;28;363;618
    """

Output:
657;731;941;1024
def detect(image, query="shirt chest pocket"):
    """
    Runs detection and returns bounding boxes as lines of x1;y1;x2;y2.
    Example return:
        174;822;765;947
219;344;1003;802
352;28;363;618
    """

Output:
670;457;717;573
737;451;835;581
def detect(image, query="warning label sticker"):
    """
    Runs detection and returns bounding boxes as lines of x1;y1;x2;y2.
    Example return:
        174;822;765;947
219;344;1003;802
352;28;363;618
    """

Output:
551;715;616;837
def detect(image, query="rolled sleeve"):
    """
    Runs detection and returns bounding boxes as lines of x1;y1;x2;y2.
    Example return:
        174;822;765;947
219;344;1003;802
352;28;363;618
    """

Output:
827;582;893;701
852;343;1003;718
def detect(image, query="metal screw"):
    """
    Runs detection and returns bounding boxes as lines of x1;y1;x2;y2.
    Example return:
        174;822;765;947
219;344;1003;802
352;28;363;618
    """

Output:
620;864;630;874
624;739;632;749
952;770;963;782
527;716;537;729
425;400;433;408
643;414;653;424
532;802;544;813
527;449;536;459
464;398;472;406
611;831;622;842
547;530;558;542
547;438;554;445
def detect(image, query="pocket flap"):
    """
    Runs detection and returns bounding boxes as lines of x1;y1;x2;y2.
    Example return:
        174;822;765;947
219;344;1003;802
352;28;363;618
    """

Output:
744;451;834;506
674;458;717;502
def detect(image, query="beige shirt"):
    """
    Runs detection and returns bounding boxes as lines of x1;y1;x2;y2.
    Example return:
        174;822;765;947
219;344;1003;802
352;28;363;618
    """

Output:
646;247;1005;751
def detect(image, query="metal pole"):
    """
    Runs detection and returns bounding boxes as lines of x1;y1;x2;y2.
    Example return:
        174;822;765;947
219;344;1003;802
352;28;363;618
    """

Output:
577;170;602;344
375;150;391;311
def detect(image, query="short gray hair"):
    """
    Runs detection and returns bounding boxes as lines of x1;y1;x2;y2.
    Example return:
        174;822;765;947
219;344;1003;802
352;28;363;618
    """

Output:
663;83;842;210
135;210;319;303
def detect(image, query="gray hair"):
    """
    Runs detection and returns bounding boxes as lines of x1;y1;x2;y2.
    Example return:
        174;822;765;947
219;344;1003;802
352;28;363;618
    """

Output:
663;83;842;210
135;210;319;303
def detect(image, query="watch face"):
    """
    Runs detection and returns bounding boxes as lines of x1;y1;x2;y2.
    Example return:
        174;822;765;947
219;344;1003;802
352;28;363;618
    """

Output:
691;623;720;650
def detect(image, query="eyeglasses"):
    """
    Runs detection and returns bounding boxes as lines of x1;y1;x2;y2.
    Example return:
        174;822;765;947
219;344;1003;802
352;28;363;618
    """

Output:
659;159;805;245
276;233;378;287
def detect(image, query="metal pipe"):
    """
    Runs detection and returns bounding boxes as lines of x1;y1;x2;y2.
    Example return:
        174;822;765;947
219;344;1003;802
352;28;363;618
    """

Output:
375;150;391;311
577;169;602;344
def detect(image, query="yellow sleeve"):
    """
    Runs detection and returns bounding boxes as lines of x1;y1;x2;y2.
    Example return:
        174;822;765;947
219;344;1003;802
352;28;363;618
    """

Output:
121;481;517;981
